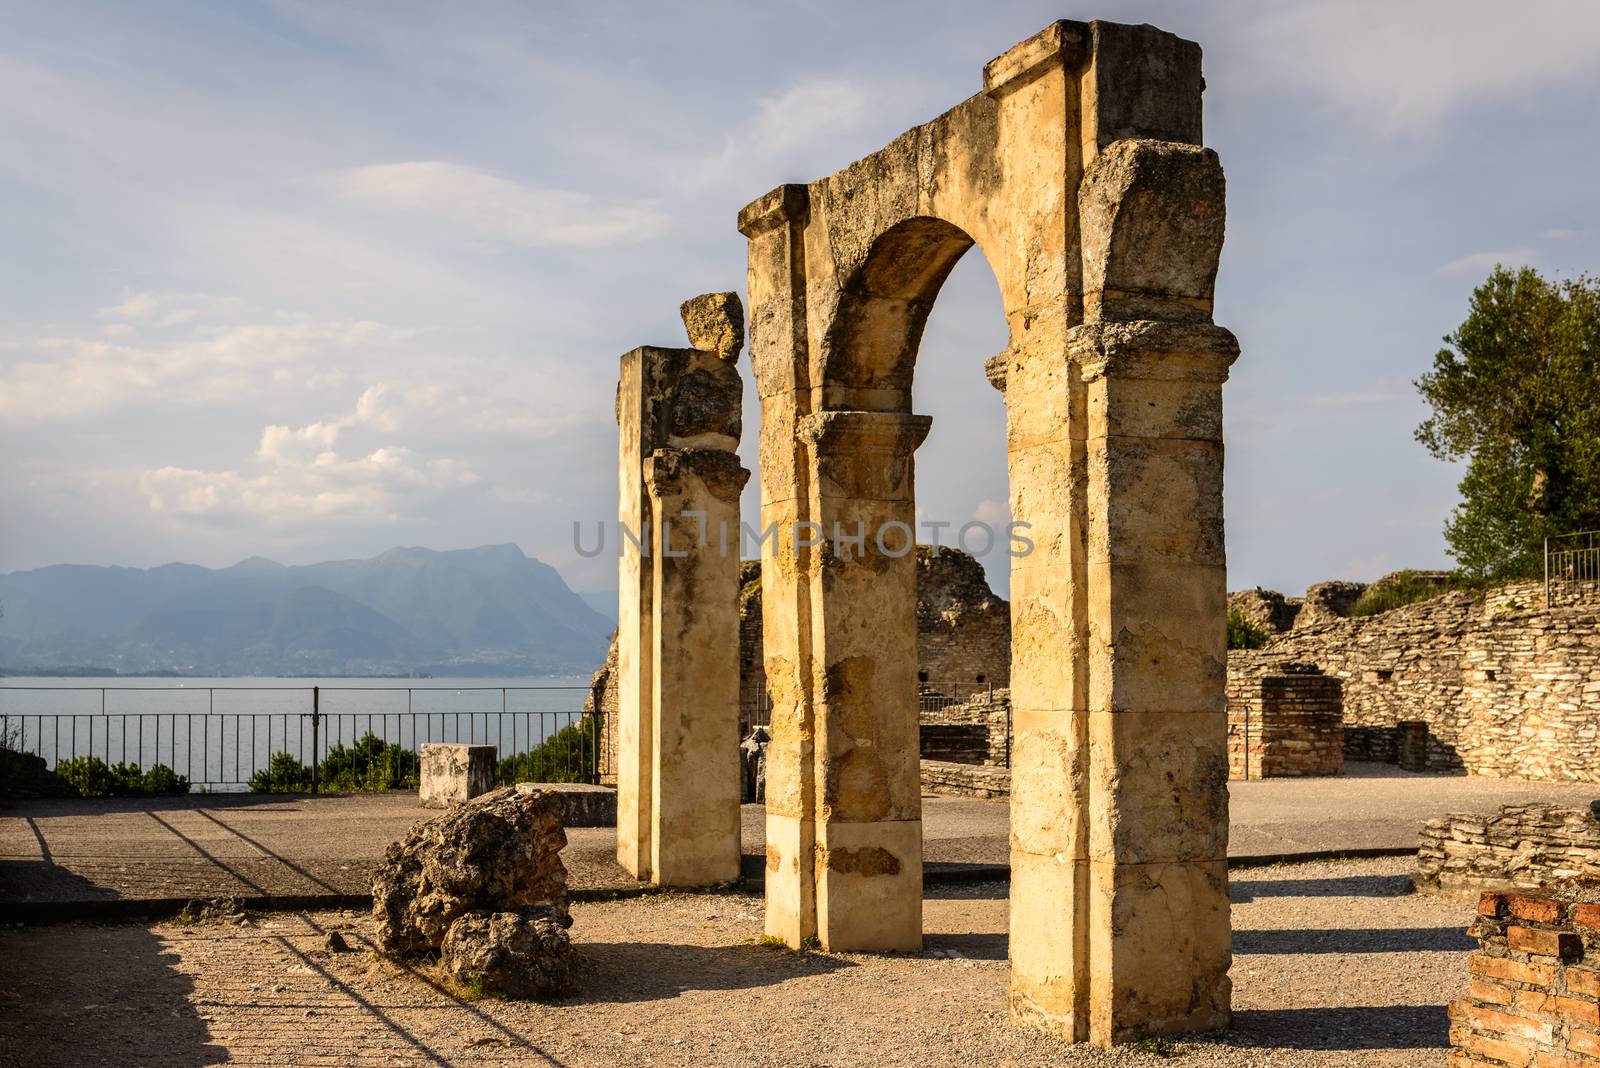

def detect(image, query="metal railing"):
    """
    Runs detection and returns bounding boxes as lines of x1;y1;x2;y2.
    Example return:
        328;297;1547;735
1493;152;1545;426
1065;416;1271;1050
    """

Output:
0;684;604;792
1545;530;1600;608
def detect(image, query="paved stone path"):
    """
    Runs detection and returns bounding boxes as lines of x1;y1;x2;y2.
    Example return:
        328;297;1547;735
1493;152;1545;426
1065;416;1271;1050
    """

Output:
2;762;1596;908
0;857;1470;1066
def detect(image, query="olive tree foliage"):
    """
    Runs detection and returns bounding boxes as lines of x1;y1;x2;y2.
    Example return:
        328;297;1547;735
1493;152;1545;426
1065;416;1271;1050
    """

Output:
1416;267;1600;578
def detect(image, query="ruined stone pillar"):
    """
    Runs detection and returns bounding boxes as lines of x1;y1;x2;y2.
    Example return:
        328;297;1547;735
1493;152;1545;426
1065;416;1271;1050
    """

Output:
614;294;749;887
1009;131;1238;1043
645;447;747;884
799;409;930;951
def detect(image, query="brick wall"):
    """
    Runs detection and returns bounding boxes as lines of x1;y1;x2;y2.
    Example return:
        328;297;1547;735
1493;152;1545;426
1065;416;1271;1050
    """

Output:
1226;663;1343;779
1417;805;1600;896
1450;886;1600;1066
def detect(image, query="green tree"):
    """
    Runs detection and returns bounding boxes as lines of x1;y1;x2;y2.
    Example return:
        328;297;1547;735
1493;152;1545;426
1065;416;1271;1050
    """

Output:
1416;267;1600;577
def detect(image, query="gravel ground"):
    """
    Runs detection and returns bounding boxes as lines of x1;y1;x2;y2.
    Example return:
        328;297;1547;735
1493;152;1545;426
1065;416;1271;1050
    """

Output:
0;856;1472;1067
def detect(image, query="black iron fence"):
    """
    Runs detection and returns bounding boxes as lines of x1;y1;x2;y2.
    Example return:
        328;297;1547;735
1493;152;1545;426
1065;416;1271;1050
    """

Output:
0;684;602;793
1546;530;1600;607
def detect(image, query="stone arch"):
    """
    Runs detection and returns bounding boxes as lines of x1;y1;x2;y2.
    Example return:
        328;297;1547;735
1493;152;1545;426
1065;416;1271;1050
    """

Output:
739;19;1238;1047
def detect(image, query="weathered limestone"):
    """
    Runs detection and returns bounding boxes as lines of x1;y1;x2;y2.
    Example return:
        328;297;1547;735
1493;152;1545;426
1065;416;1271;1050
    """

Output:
614;294;750;887
738;18;1235;1044
371;785;573;997
419;743;497;808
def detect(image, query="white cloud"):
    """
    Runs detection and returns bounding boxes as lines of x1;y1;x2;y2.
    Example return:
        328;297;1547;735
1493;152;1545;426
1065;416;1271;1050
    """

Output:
1541;227;1583;241
0;303;417;421
324;161;668;247
1439;249;1535;276
1234;1;1600;131
140;391;481;525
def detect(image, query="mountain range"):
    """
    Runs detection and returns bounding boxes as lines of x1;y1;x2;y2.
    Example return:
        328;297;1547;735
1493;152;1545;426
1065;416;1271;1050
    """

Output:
0;544;613;677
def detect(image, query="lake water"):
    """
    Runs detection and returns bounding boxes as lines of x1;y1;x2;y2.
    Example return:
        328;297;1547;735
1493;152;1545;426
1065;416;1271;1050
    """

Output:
0;675;596;789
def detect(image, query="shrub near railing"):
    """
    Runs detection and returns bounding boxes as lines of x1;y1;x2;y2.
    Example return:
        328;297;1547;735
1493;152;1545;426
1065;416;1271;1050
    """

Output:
250;732;420;793
495;723;596;785
55;756;190;797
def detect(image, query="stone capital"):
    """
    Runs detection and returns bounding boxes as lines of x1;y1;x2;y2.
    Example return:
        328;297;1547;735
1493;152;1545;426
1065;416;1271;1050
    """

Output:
797;410;932;458
1068;321;1239;384
644;447;750;504
738;183;810;238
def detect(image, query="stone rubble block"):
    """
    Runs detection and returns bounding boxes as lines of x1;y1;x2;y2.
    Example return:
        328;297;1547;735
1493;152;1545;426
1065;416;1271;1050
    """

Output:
371;785;573;997
418;743;497;809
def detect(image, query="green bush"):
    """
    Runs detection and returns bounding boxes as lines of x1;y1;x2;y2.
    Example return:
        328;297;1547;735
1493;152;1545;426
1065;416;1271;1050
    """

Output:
55;756;189;797
496;723;596;785
1349;570;1489;617
250;732;419;793
1226;606;1269;650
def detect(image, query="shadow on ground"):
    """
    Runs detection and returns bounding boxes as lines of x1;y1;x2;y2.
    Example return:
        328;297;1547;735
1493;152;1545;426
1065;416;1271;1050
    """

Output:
1234;926;1475;954
0;861;226;1066
570;941;855;1003
1230;872;1416;902
1228;1005;1450;1050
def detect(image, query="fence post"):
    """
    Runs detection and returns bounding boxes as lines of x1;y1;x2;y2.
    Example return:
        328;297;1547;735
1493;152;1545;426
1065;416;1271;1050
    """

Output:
310;685;321;796
1544;536;1551;610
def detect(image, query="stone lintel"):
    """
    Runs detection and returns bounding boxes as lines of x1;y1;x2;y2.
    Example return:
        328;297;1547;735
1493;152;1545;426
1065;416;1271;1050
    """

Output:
983;19;1089;98
738;183;810;237
797;409;932;456
1068;321;1239;384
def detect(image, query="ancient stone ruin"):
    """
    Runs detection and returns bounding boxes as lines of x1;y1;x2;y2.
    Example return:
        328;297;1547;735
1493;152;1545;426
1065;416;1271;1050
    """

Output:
371;785;574;997
1231;577;1600;779
1225;662;1343;780
1452;885;1600;1064
1417;804;1600;896
603;17;1240;1046
731;18;1237;1045
613;293;750;887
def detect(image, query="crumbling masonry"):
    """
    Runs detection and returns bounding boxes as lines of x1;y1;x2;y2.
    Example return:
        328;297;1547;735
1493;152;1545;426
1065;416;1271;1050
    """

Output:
737;19;1236;1045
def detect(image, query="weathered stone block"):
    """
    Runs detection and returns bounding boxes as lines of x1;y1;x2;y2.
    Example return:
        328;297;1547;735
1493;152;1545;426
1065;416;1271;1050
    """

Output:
419;743;497;809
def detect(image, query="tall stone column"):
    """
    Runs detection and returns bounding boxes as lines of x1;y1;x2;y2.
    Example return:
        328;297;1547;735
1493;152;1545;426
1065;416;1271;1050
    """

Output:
646;447;748;885
796;409;930;951
614;294;749;887
1009;135;1237;1044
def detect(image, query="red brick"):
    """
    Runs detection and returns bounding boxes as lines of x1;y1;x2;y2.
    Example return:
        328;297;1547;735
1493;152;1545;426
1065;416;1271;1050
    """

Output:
1514;988;1554;1014
1470;978;1516;1006
1474;952;1558;986
1479;893;1508;917
1569;967;1600;998
1511;897;1569;924
1460;1029;1534;1066
1458;1003;1554;1042
1571;1028;1600;1059
1554;995;1600;1027
1536;1051;1600;1067
1510;926;1582;960
1574;904;1600;930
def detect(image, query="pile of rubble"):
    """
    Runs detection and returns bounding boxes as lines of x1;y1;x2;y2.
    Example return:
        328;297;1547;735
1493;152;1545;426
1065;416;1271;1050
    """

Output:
371;784;574;997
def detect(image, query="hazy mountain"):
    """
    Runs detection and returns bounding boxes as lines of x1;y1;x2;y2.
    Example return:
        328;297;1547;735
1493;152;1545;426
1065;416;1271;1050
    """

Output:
0;545;611;676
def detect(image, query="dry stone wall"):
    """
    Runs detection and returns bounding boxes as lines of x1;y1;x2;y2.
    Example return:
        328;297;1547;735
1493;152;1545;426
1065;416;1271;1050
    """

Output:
1235;579;1600;781
1417;804;1600;895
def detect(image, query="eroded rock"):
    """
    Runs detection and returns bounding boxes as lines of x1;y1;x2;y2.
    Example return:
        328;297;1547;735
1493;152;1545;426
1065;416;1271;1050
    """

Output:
439;910;574;998
371;785;572;995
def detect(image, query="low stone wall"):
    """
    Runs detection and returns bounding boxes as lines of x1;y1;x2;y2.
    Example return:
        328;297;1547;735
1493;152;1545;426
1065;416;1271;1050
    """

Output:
519;782;617;828
1450;884;1600;1066
920;760;1010;799
1226;664;1342;779
1417;804;1600;895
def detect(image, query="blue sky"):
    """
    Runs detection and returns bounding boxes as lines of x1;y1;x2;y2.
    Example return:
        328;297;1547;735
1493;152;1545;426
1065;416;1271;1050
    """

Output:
1;0;1597;598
